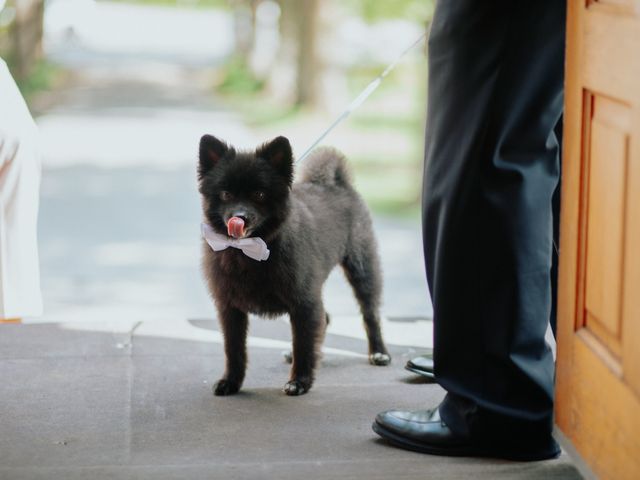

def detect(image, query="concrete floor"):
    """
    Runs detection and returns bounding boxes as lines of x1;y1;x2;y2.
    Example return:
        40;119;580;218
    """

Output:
0;320;582;480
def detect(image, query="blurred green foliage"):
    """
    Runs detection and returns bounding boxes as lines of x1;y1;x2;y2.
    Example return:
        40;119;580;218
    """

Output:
216;56;265;95
108;0;434;21
342;0;435;22
352;165;422;217
12;60;59;100
106;0;228;8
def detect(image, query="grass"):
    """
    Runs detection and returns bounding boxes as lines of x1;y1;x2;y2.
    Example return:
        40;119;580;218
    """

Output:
350;114;420;131
214;58;305;127
353;166;422;217
216;57;266;96
14;60;66;105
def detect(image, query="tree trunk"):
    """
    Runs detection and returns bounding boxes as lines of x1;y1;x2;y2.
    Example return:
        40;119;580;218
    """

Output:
9;0;44;80
231;0;258;64
275;0;320;107
294;0;319;106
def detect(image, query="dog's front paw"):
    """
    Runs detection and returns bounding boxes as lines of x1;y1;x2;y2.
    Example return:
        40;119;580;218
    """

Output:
213;379;240;396
369;352;391;366
283;379;311;396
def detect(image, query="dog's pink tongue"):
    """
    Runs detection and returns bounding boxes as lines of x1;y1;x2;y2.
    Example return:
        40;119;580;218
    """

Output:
227;216;245;238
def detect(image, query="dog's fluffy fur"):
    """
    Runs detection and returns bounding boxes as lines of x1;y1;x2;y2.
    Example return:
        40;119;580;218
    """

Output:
198;135;390;396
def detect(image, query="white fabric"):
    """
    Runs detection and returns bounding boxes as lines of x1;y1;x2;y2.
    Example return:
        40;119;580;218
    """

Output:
0;57;43;318
201;223;270;262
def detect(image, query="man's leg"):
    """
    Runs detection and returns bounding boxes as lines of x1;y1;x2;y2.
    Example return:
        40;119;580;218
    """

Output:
374;0;565;458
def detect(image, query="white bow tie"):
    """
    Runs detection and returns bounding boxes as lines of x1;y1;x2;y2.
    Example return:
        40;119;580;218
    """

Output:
201;223;270;262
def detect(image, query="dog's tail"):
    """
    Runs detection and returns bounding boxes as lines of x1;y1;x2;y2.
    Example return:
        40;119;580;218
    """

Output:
297;147;353;188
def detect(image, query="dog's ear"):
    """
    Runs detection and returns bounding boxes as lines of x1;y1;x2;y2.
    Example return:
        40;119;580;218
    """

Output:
199;135;229;179
257;136;293;185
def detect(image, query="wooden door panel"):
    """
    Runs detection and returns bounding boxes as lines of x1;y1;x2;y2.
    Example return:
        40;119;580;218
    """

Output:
623;120;640;396
556;1;640;479
582;8;640;98
583;94;630;359
564;331;640;477
587;0;640;15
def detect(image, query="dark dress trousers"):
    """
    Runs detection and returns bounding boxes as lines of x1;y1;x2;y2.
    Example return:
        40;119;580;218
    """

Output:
422;1;565;448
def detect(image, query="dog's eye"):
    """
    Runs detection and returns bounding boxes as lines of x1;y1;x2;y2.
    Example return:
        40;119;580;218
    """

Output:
220;191;232;201
253;191;266;202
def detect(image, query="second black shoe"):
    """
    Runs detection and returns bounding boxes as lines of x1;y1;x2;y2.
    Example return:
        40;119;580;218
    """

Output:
405;354;434;379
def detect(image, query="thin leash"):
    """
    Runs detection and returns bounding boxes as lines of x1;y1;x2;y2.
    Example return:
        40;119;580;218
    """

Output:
296;30;428;164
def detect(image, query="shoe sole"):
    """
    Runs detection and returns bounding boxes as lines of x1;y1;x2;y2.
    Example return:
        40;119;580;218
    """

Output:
404;365;435;379
372;421;560;462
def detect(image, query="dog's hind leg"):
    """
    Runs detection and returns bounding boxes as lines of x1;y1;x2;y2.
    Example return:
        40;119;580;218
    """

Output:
342;242;391;366
283;312;329;364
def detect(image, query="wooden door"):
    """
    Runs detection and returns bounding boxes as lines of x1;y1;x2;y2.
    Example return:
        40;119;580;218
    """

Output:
555;1;640;479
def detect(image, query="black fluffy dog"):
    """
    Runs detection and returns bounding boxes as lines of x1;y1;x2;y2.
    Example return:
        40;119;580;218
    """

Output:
198;135;390;396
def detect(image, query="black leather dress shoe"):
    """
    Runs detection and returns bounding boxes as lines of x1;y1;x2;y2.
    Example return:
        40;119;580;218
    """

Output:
373;407;561;461
405;354;434;379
